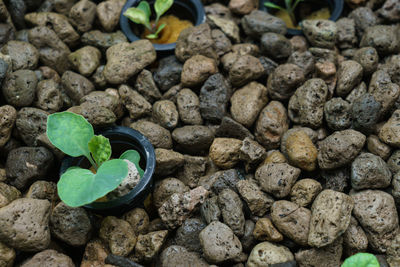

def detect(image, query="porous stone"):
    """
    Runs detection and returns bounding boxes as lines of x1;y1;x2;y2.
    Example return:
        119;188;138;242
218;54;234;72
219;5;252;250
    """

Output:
24;12;79;46
360;25;400;56
175;23;218;62
343;216;368;257
336;18;357;49
241;10;287;38
302;20;337;49
0;182;20;209
152;100;179;130
255;163;301;199
199;73;232;123
236;179;273;217
336;60;364;97
61;71;94;104
176;89;203;125
351;153;392;190
119;85;152;120
99;216;137;257
25;180;57;202
0;198;51;251
271;200;311;246
158;186;209;229
216;116;254;140
285;130;318;171
122;208;149;235
209;138;242;169
177;155;207;188
96;0;125;32
172;125;214;154
308;190;354;248
130;120;172;149
253;217;283;242
228;55;264;87
260;32;292;60
159;245;208;267
174;218;206;252
379;110;400;147
6;146;53;190
104;41;156;84
290;179;322;207
199;221;242;264
1;40;38;71
324;97;352;130
239;137;267;171
81;30;128;52
2;69;38;107
153;178;189;209
287;51;315;76
135;69;162;103
0;242;15;267
20;249;74;267
267;63;305;100
354;47;379;76
255;101;289;149
68;46;101;77
352;93;381;133
295;237;343;267
230;82;268;128
317;129;366;169
0;105;16;147
200;196;221;224
288;78;328;129
247;241;294;267
35;79;63;113
155;148;184;176
351;190;399;253
367;135;391;160
181;55;217;87
134;230;168;262
69;0;97;32
218;189;245;237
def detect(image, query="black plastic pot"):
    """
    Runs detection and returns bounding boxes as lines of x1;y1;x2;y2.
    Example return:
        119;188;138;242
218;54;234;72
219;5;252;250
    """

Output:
120;0;206;56
59;126;156;216
259;0;344;36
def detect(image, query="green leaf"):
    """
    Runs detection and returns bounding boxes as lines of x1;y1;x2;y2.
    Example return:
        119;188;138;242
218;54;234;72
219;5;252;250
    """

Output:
155;23;166;35
47;112;94;158
264;2;285;10
120;150;144;177
342;253;380;267
124;7;149;26
58;159;129;207
154;0;173;19
146;33;158;39
137;1;151;19
88;135;111;167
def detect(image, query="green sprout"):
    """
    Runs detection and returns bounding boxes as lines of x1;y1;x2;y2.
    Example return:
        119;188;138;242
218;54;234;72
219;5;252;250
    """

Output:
47;112;144;207
342;253;380;267
264;0;304;26
124;0;173;39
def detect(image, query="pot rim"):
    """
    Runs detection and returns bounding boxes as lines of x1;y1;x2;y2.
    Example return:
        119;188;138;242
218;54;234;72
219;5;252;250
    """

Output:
259;0;344;35
59;126;155;214
119;0;206;52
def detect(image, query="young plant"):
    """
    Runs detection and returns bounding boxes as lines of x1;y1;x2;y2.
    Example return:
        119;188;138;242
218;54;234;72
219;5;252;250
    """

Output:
47;112;144;207
264;0;304;26
342;253;380;267
124;0;173;39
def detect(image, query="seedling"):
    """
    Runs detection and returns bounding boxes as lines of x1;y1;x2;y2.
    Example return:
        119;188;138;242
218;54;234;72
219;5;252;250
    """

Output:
342;253;380;267
47;112;144;207
264;0;305;26
124;0;173;39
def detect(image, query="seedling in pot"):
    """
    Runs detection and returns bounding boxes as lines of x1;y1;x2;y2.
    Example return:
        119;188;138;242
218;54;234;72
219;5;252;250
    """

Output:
124;0;173;39
264;0;304;26
47;111;144;207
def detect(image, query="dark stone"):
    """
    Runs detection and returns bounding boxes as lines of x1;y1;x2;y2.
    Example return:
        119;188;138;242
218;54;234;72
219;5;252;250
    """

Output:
352;93;381;133
216;116;254;140
321;167;350;192
212;169;242;194
7;0;26;29
199;74;232;123
6;146;54;190
0;58;8;84
153;56;183;92
175;218;206;252
0;23;14;46
259;56;278;78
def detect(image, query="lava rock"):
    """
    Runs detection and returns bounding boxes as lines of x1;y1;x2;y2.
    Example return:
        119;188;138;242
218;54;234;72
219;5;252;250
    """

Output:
0;105;16;147
218;188;245;237
0;198;51;251
267;63;305;100
20;250;74;267
153;56;183;92
351;153;392;190
172;125;215;154
260;33;292;60
199;73;232;123
336;60;363;97
130;120;172;149
290;179;322;207
104;41;156;84
353;47;379;76
181;55;217;87
317;129;366;169
302;20;337;49
69;0;97;32
134;230;168;262
155;148;184;176
360;25;400;56
199;221;242;264
96;0;125;32
1;40;38;71
379;110;400;147
50;202;92;247
255;163;301;199
2;69;38;107
68;46;101;77
324;97;352;130
176;89;203;125
271;200;311;246
241;10;287;38
174;218;206;252
209;138;242;169
81;30;128;52
229;54;264;87
236;179;273;216
308;190;354;248
247;241;294;267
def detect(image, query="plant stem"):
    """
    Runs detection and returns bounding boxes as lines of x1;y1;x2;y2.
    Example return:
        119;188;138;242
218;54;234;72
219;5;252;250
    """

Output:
86;154;98;171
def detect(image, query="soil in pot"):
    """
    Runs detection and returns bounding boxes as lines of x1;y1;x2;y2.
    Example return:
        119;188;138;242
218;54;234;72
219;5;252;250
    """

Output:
265;0;332;29
141;15;193;44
